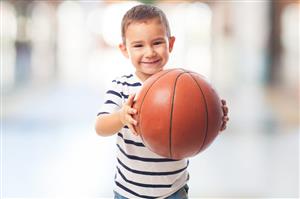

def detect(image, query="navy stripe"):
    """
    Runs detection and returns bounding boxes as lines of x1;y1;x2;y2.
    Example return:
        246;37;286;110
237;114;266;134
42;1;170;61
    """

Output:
117;158;187;176
121;74;133;78
105;100;120;107
117;167;171;188
112;80;142;87
117;133;145;147
115;181;157;199
107;90;122;98
97;112;109;116
117;144;177;162
120;92;129;99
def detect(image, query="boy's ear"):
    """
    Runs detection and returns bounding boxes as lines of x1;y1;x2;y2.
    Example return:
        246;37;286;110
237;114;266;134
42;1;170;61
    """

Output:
119;43;129;58
168;36;175;52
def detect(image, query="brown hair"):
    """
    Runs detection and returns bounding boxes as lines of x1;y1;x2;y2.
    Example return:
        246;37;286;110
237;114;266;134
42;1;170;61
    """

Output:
121;4;171;44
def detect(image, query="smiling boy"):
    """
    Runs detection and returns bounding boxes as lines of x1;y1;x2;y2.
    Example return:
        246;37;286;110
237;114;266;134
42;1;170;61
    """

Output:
95;4;228;199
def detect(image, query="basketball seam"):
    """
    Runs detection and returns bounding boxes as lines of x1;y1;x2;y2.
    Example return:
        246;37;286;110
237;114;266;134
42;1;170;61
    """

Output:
188;72;209;155
138;69;178;149
169;71;188;159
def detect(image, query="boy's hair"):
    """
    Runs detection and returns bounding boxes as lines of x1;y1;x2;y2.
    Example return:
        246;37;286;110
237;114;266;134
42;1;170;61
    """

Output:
121;4;171;44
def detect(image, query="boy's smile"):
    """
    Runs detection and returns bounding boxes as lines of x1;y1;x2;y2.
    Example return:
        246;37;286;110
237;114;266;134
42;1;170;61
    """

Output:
140;59;162;67
119;18;175;82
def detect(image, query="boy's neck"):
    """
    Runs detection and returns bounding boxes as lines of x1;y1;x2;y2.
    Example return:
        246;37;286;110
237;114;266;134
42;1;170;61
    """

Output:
135;71;149;82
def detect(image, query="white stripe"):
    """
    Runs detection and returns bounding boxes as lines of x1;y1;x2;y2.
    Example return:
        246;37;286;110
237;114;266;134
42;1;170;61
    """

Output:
117;148;186;173
116;161;188;185
117;137;187;171
114;171;187;199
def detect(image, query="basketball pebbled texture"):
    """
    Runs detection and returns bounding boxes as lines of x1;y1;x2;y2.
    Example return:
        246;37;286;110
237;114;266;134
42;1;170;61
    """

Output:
133;68;223;160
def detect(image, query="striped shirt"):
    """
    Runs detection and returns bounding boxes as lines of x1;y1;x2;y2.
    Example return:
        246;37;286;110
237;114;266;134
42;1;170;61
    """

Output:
98;73;189;199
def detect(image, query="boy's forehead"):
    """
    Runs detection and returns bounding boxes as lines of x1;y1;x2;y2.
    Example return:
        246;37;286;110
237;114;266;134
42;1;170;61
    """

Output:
127;17;162;27
126;19;167;38
125;18;166;36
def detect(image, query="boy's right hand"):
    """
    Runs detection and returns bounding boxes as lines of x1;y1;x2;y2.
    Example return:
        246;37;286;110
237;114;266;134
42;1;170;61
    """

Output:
118;94;138;135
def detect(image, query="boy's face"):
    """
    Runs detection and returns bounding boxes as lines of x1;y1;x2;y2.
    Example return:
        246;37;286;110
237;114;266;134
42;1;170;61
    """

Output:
119;18;175;82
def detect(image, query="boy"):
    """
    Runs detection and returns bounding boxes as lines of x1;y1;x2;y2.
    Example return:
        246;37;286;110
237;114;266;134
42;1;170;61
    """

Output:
95;4;229;199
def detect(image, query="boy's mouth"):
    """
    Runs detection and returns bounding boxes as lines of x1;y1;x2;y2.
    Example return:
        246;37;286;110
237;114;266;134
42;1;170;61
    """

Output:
141;59;161;65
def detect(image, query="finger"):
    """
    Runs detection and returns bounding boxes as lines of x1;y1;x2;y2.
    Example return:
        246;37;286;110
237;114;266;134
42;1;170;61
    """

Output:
222;105;228;112
223;116;229;122
127;94;136;105
131;118;138;126
221;121;227;130
126;114;138;126
221;99;226;105
222;106;228;115
128;124;138;135
128;108;137;115
220;124;227;131
125;95;134;105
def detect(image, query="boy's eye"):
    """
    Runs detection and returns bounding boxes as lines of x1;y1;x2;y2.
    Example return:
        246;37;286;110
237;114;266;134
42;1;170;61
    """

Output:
133;44;143;48
153;41;164;45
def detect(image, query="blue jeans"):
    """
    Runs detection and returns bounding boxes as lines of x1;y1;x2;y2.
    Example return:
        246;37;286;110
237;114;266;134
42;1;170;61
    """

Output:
114;184;189;199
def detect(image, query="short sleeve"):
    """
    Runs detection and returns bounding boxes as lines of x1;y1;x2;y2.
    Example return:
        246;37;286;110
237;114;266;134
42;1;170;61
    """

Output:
97;79;124;116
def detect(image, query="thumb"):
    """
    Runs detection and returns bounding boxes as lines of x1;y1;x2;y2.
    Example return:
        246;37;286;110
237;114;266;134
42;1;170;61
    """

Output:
126;94;136;106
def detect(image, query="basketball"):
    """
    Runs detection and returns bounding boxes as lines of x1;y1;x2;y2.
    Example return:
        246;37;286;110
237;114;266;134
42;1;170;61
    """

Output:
133;68;223;160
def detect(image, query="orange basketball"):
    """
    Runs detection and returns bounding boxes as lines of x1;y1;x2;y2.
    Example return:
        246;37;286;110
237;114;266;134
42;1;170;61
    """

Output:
133;68;223;160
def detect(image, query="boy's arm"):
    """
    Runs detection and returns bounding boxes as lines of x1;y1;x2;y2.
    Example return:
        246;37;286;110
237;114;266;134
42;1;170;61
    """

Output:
95;95;137;136
95;111;124;136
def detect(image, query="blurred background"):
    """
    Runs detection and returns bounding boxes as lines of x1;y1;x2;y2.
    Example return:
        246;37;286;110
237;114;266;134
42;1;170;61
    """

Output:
1;0;299;198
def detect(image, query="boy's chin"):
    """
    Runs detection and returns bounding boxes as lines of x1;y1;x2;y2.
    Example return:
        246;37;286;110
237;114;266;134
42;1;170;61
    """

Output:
135;68;163;81
142;67;163;75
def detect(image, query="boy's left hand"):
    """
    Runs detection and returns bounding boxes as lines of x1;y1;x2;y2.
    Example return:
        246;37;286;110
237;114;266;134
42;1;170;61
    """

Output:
220;99;229;131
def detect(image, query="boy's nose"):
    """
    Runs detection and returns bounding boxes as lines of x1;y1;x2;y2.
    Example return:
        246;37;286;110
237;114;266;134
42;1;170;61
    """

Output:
145;47;156;57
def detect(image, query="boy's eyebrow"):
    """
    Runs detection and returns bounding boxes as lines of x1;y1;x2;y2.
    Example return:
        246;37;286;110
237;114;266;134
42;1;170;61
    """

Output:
130;41;143;45
129;37;167;45
153;37;166;41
